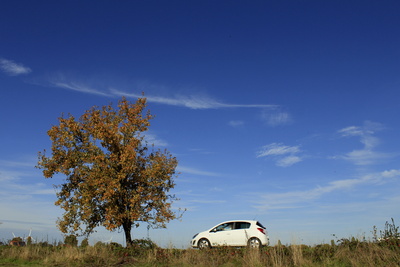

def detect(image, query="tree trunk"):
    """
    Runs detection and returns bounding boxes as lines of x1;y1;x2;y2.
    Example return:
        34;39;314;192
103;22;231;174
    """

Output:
122;221;133;247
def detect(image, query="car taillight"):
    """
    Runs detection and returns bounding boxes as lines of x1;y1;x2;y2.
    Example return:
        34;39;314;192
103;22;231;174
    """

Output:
257;228;266;235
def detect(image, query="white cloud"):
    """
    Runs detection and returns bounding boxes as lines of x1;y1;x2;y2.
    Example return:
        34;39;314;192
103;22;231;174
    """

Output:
144;133;168;147
49;80;111;97
256;143;303;167
339;121;384;137
177;166;221;177
0;158;53;195
341;150;389;166
190;199;226;204
338;126;364;137
257;143;300;157
336;121;390;165
277;156;302;167
0;159;36;168
261;109;291;126
228;120;244;127
381;169;400;178
253;169;400;211
188;148;214;155
44;75;279;110
112;89;276;110
0;158;61;239
0;58;32;76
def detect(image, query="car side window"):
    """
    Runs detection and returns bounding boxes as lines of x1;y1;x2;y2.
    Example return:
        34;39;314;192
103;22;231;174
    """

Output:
234;222;251;229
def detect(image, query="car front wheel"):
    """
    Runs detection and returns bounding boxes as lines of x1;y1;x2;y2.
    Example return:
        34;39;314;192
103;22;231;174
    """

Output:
247;237;261;249
198;238;211;249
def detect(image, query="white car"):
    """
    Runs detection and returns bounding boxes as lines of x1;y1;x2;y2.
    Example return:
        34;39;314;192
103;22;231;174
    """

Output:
191;220;269;249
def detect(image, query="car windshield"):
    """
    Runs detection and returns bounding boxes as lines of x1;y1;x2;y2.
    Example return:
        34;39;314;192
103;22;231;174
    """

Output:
214;222;233;231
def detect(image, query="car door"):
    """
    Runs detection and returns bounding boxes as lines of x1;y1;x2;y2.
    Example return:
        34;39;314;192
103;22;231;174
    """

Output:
209;222;234;246
230;221;251;246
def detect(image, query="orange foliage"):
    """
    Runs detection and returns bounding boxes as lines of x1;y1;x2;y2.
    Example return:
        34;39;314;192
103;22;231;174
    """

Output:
37;96;180;246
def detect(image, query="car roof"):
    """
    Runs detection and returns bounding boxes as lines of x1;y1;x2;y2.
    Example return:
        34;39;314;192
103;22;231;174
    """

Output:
202;220;264;231
216;220;258;224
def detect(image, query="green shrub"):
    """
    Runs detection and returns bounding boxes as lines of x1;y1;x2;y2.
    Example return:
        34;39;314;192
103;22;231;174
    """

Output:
312;243;336;261
380;218;399;240
94;241;106;248
64;234;78;247
80;238;89;248
130;238;158;249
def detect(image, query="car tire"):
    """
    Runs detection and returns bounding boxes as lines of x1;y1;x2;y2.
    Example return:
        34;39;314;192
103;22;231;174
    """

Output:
247;237;262;249
198;238;211;249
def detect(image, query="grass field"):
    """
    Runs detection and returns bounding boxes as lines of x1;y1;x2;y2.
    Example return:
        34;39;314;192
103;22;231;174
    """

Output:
1;237;399;267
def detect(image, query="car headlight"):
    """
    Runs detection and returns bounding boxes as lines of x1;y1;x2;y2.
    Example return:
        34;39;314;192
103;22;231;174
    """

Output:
192;233;198;239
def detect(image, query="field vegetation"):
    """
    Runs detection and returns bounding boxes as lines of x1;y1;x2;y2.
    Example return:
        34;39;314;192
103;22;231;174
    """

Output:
0;236;399;266
1;219;398;266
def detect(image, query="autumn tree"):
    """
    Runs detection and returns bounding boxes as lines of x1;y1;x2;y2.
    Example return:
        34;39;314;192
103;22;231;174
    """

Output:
37;96;180;247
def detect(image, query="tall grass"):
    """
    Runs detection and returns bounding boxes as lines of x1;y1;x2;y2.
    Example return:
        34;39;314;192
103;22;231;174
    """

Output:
0;245;121;266
1;239;399;266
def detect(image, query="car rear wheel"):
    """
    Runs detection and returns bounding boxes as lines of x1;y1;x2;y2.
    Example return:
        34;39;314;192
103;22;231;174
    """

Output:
198;238;211;249
247;237;261;249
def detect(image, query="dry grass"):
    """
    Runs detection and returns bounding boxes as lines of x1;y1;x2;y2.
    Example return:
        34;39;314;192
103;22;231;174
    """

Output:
1;240;399;267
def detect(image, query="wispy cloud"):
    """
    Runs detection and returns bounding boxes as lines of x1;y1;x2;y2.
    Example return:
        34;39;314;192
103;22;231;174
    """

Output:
144;133;168;147
44;75;279;110
187;148;214;155
0;157;53;195
261;109;292;126
48;80;111;97
228;120;244;127
336;121;390;165
257;143;300;157
0;156;60;235
256;143;303;167
0;172;53;196
0;58;32;76
0;159;36;168
112;89;276;110
276;155;302;167
253;169;400;210
177;166;221;177
190;199;226;204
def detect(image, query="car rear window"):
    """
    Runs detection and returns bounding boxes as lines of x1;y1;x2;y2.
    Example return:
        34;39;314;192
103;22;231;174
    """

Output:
256;221;266;229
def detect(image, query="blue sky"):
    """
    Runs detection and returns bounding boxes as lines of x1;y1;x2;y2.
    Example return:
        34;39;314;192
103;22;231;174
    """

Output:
1;0;400;247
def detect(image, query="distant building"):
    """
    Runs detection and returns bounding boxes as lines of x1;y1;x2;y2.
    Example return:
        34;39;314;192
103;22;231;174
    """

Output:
9;238;26;246
9;240;26;246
